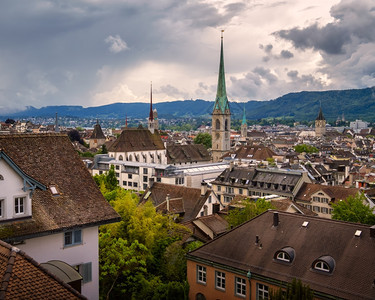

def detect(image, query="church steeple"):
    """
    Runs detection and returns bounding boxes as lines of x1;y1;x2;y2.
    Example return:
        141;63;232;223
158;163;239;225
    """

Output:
315;103;326;137
148;82;155;134
213;30;230;113
242;105;247;125
211;31;231;162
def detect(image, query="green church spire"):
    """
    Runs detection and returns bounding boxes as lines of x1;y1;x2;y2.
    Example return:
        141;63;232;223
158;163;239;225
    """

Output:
242;105;247;125
213;30;229;113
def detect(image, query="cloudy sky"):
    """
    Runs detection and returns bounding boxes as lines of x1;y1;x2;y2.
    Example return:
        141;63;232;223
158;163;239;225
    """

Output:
1;0;374;113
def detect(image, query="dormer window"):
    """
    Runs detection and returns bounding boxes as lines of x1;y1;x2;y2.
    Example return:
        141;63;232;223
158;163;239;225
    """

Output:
312;256;335;274
274;247;295;263
50;186;59;196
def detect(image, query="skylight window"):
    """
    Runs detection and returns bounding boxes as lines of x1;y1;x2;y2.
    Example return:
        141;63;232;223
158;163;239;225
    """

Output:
50;186;59;195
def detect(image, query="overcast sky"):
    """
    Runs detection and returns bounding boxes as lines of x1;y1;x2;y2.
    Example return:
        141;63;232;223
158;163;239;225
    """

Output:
1;0;374;113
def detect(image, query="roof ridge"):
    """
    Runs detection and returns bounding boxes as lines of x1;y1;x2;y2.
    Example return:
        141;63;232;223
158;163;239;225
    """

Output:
0;133;67;138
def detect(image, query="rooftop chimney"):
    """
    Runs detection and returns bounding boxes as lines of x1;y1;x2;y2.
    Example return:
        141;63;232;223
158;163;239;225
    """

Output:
166;194;170;212
370;225;375;238
229;161;234;172
201;181;208;196
255;235;259;245
273;212;279;227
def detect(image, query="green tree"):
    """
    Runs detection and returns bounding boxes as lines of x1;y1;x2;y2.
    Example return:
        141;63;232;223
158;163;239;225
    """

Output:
271;278;313;300
94;166;118;192
331;193;375;225
193;133;212;149
294;144;318;154
226;198;275;228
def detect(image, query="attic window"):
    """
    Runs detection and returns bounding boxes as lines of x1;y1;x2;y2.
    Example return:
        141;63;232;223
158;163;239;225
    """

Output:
355;230;362;237
312;256;335;274
274;247;295;263
50;186;59;196
302;221;309;227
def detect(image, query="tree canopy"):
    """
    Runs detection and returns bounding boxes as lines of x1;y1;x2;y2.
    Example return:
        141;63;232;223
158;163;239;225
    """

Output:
271;278;313;300
331;193;375;225
294;144;318;154
226;197;275;228
193;132;212;149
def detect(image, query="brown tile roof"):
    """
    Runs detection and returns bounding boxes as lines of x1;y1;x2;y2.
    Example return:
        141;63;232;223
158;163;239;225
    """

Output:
0;134;120;242
140;183;210;223
167;144;210;164
188;211;375;300
90;122;105;139
295;183;359;203
0;240;85;299
108;128;165;152
222;145;276;161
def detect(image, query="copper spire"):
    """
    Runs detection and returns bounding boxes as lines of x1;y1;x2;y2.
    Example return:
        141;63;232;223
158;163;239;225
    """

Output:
149;82;154;121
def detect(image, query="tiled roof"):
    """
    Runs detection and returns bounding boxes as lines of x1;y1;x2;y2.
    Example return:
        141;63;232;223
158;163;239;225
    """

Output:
188;211;375;299
295;183;359;203
0;240;85;299
108;128;165;152
222;145;276;161
140;183;210;223
167;144;210;164
0;134;120;242
90;122;105;139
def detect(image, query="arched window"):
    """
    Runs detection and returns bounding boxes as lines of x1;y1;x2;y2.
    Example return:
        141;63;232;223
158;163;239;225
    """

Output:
225;119;228;131
216;119;220;130
129;155;133;161
274;247;295;263
118;155;123;161
312;256;335;273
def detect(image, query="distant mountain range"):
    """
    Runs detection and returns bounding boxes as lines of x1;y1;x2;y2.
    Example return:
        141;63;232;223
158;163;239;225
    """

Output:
3;87;375;122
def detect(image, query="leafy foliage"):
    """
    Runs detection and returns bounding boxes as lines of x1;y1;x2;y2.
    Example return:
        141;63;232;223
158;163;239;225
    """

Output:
94;166;118;192
270;278;313;300
97;183;192;299
294;144;318;154
193;133;212;149
332;193;375;225
226;198;275;228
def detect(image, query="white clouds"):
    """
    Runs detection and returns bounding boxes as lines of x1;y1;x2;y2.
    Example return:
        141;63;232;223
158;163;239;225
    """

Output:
105;34;128;53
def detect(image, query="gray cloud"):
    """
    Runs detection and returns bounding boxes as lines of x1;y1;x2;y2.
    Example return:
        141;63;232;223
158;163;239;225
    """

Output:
279;50;294;59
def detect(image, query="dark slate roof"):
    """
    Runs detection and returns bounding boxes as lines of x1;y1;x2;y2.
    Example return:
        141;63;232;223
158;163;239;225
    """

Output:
108;128;165;152
188;211;375;300
295;182;359;203
90;122;105;139
167;144;210;164
316;107;325;121
0;240;85;299
222;145;276;161
140;183;210;223
0;134;120;242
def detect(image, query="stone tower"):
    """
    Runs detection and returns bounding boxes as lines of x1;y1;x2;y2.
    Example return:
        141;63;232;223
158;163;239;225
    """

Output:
211;31;231;162
148;82;155;134
241;105;247;138
315;106;326;137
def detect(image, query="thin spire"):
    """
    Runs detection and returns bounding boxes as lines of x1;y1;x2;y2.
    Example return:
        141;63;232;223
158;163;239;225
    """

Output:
213;30;229;113
149;81;154;121
242;104;247;125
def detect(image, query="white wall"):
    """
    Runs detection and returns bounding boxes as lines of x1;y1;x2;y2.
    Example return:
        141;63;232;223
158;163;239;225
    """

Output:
0;159;32;220
17;226;99;300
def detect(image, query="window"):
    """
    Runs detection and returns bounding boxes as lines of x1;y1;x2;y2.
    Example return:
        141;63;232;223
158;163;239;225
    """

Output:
0;199;3;218
321;207;328;214
128;174;133;179
197;265;206;284
313;206;320;213
224;196;232;203
128;182;133;187
276;252;290;262
123;181;127;186
274;247;295;263
75;262;92;283
64;230;82;247
143;168;148;174
143;184;148;190
239;188;243;195
235;277;246;297
133;182;138;188
217;186;221;192
115;172;119;178
143;176;148;182
321;197;328;203
314;261;330;272
157;177;161;182
215;271;225;290
15;197;25;214
256;283;269;299
115;165;119;170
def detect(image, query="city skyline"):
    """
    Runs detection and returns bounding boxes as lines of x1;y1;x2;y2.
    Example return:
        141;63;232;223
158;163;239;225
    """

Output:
1;0;374;114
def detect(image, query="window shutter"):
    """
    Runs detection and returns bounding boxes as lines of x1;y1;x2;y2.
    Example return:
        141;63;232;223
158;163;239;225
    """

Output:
81;262;92;283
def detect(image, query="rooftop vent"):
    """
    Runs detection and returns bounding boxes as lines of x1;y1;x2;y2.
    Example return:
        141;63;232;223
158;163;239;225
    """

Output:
302;221;309;227
355;230;362;237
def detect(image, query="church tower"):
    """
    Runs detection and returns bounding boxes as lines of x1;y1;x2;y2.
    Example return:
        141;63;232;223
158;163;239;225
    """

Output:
241;105;247;138
315;105;326;137
148;82;155;134
211;31;231;162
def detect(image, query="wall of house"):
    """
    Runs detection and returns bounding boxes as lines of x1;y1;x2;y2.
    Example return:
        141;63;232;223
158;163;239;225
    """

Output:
187;260;280;300
0;159;32;220
17;226;99;300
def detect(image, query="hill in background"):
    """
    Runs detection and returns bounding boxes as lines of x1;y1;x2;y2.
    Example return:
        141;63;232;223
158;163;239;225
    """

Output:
3;87;375;122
